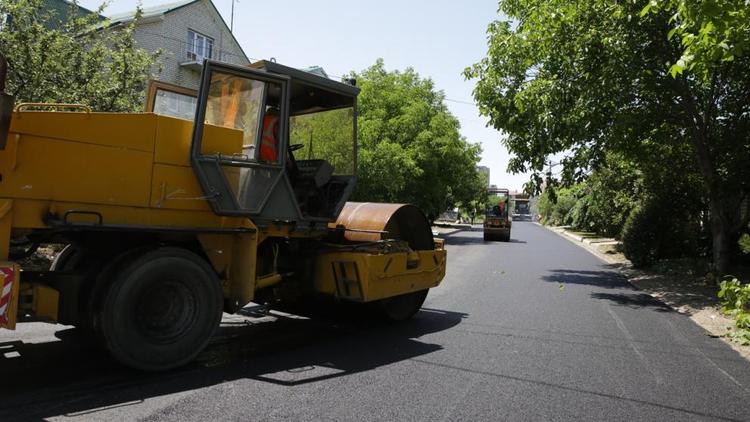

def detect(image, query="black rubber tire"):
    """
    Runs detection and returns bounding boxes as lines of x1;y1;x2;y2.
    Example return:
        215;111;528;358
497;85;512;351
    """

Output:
502;232;511;242
377;289;429;322
96;247;222;371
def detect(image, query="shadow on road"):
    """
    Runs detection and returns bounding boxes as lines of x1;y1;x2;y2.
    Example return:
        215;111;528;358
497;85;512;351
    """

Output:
443;235;483;245
542;267;630;289
589;292;673;312
442;231;527;246
0;306;467;420
543;268;673;312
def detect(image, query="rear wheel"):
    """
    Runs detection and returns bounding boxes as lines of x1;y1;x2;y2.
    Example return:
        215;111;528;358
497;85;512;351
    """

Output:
501;232;511;242
377;289;428;321
96;247;222;371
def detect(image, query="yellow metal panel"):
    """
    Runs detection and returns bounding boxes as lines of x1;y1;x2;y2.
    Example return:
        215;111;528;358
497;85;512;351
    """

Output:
32;284;59;322
0;262;20;330
7;199;252;231
9;112;156;152
153;117;244;165
201;124;244;156
197;234;236;282
0;199;12;260
154;115;194;166
313;249;447;302
150;164;211;211
227;233;257;309
0;135;153;207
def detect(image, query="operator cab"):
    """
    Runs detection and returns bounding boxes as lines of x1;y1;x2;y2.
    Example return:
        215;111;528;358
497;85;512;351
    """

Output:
190;60;359;226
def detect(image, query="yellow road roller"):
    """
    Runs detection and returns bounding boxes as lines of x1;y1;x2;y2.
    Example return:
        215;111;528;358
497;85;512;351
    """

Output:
0;57;446;371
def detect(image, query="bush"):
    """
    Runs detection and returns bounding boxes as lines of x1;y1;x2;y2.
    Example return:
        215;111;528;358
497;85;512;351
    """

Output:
740;233;750;256
718;278;750;345
583;159;640;237
621;205;658;267
538;154;640;236
537;186;580;226
621;197;701;267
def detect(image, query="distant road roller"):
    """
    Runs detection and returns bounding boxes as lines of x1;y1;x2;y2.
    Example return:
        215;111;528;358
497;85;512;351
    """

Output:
484;188;511;242
0;57;446;371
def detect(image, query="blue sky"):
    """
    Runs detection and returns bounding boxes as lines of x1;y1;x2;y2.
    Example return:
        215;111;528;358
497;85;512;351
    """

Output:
80;0;529;191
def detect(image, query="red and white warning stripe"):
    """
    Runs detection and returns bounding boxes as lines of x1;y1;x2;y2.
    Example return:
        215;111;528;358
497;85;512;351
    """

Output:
0;267;14;325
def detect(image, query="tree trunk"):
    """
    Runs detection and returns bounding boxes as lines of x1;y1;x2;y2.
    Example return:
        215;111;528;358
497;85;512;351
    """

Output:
709;195;731;276
678;91;729;277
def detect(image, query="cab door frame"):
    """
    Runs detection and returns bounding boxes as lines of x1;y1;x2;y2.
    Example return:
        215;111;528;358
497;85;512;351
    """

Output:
190;60;299;218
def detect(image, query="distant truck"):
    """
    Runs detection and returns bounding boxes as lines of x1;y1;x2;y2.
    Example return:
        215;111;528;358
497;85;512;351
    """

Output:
512;194;532;221
483;188;511;241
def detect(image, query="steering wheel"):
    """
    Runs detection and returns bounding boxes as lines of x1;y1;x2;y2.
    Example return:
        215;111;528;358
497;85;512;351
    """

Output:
289;143;304;152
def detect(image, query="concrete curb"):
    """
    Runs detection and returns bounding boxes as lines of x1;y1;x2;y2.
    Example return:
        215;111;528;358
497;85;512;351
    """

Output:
431;226;465;237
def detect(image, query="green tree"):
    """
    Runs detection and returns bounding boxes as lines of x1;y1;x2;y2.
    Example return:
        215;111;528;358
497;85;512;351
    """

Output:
465;0;750;274
0;0;159;112
458;172;490;224
351;60;483;220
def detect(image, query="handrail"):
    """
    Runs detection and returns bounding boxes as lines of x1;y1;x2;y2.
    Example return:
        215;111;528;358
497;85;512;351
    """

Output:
14;103;92;113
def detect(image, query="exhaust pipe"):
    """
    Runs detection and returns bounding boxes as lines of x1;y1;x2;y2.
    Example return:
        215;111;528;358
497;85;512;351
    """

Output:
0;54;14;150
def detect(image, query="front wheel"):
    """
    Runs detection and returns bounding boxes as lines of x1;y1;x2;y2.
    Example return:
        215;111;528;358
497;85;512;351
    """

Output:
377;289;429;321
96;248;222;371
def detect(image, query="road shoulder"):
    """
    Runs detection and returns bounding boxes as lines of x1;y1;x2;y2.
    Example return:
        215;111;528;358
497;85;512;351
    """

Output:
542;223;750;361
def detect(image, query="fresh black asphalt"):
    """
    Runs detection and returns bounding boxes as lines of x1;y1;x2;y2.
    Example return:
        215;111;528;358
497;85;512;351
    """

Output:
2;222;750;421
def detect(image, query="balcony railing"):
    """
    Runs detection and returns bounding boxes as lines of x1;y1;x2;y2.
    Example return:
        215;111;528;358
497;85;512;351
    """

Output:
180;43;248;70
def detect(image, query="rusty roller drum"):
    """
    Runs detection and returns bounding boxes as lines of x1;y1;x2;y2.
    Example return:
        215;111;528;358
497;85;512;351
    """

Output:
333;202;434;250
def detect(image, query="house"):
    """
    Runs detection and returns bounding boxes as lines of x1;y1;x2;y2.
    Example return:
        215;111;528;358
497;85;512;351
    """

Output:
107;0;250;90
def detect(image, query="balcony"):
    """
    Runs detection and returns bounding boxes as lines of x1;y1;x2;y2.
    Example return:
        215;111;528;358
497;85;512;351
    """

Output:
179;44;248;71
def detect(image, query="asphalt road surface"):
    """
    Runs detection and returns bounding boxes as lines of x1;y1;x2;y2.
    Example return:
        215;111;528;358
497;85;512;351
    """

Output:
2;223;750;421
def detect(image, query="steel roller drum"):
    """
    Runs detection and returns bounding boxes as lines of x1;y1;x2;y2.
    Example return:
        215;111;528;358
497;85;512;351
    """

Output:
332;202;434;250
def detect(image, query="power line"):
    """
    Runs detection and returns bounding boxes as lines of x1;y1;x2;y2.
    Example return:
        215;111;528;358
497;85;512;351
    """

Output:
444;98;477;106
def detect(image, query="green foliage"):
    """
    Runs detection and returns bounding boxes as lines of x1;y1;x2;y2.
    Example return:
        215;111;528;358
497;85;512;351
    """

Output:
457;173;490;224
290;108;355;175
350;60;483;220
537;154;639;236
643;0;750;80
465;0;750;273
621;195;701;267
536;185;578;226
740;234;750;256
581;157;641;237
718;278;750;345
0;0;160;111
621;204;658;267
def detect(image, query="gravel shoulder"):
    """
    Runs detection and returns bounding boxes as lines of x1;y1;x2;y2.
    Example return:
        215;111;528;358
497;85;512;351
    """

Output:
544;224;750;361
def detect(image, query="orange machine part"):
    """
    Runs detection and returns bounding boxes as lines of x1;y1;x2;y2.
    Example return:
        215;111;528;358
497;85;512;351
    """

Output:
333;202;434;251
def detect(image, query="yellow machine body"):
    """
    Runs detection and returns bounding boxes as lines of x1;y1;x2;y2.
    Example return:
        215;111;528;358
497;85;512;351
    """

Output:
0;110;446;327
